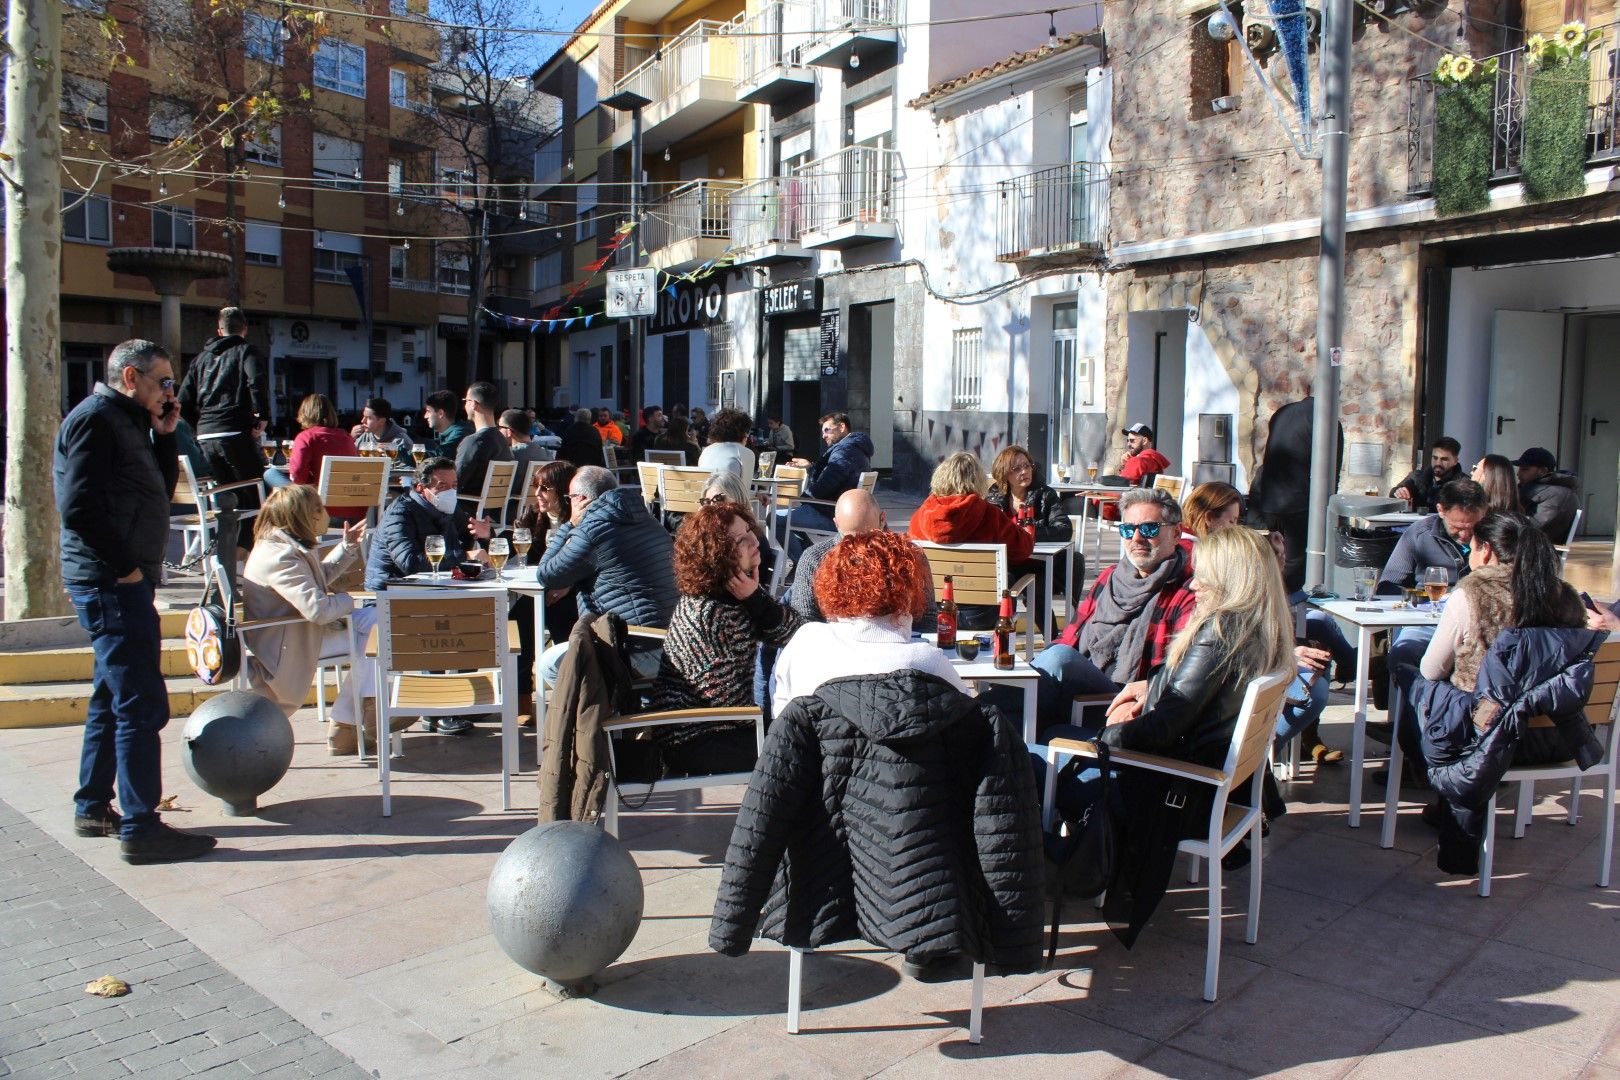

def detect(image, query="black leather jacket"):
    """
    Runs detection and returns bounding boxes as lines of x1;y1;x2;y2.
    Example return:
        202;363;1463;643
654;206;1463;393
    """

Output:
177;335;269;436
1100;620;1251;770
985;482;1073;543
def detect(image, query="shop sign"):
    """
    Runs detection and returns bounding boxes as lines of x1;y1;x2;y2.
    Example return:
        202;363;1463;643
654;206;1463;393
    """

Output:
650;280;726;335
760;277;820;317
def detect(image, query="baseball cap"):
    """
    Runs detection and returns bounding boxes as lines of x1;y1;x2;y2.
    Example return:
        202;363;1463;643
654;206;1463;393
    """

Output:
1511;447;1557;470
1122;423;1154;440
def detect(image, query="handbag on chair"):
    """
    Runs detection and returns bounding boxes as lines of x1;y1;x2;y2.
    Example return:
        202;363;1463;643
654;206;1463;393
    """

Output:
184;580;241;685
1043;742;1120;965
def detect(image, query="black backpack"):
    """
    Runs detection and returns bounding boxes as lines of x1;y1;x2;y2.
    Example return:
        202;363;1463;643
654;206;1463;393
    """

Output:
1042;741;1120;965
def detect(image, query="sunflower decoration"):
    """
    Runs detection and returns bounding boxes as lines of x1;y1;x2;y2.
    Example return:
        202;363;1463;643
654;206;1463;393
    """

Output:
1435;51;1496;85
1452;55;1476;81
1435;53;1456;82
1532;21;1603;66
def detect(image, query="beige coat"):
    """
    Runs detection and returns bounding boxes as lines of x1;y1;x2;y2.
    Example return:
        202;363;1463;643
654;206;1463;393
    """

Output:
242;529;360;715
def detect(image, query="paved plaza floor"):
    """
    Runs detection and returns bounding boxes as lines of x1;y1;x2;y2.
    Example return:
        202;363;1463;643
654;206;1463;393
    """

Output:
3;702;1620;1079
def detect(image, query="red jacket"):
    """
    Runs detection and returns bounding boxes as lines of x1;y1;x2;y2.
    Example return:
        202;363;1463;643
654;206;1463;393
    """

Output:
1101;448;1173;520
1055;560;1198;681
909;493;1035;565
288;426;365;518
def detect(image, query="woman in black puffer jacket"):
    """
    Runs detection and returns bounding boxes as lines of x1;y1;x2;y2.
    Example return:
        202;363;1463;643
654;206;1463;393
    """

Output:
984;445;1072;543
710;674;1044;973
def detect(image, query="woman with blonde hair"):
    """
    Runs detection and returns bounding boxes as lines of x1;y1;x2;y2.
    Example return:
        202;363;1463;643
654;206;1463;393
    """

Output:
910;451;1035;629
242;484;395;754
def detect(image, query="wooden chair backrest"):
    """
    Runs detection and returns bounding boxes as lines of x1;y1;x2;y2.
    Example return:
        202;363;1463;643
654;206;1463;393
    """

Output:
474;460;519;517
380;593;502;673
913;541;1009;608
318;456;389;511
645;449;687;467
517;460;544;511
659;466;713;516
1226;671;1293;789
603;443;622;471
172;455;205;509
635;461;661;511
1153;474;1186;502
772;463;807;510
858;470;878;494
1528;638;1620;730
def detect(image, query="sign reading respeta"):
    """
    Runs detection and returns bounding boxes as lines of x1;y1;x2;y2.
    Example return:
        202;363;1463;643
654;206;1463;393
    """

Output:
650;280;726;335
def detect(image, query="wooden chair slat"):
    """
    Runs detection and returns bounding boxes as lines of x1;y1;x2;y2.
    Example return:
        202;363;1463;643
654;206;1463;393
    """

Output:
389;596;497;618
393;673;498;709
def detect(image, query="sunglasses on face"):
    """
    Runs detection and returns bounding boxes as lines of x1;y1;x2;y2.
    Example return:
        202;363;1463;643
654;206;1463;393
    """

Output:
1117;522;1163;540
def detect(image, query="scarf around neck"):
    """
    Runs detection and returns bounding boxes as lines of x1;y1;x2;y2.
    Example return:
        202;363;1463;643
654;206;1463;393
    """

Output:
1078;549;1186;684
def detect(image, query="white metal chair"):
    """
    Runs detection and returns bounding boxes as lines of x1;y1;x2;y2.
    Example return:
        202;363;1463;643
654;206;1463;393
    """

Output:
599;626;766;837
372;587;518;815
913;541;1039;661
1556;507;1585;574
603;443;638;485
786;948;987;1044
1382;637;1620;895
457;460;519;526
1043;669;1292;1002
171;456;264;580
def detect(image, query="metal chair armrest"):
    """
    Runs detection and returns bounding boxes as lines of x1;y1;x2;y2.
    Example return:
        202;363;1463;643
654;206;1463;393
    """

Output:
1045;737;1228;785
602;707;762;734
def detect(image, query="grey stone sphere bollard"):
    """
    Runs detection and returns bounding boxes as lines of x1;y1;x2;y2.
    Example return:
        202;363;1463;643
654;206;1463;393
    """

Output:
487;821;645;995
180;690;295;816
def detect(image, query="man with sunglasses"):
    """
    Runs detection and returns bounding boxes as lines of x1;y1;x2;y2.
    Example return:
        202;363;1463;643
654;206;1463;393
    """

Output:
1017;486;1197;736
55;340;218;864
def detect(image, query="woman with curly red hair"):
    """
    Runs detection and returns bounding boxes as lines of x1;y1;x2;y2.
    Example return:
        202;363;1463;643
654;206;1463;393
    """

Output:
637;503;802;778
770;530;966;716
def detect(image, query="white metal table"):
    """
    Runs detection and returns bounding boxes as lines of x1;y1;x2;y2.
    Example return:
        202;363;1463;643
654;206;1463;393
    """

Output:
1311;597;1442;828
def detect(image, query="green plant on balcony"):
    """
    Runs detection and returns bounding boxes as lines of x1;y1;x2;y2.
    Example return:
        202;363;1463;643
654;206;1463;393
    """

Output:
1522;23;1602;203
1432;53;1499;216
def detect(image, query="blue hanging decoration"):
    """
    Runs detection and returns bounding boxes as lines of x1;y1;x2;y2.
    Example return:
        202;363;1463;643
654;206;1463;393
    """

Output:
584;314;594;328
1266;0;1313;133
529;320;541;335
546;320;556;334
666;284;678;297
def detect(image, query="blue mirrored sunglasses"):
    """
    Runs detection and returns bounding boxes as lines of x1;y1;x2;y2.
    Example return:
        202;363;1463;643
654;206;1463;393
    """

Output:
1117;521;1163;540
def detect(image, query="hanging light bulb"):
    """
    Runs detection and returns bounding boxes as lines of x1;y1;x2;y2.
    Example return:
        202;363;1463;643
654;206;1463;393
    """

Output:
277;190;286;209
278;17;291;42
848;50;860;69
353;165;363;181
157;177;168;197
663;147;671;163
1048;11;1058;49
403;238;411;250
316;233;324;248
396;200;404;216
519;201;528;220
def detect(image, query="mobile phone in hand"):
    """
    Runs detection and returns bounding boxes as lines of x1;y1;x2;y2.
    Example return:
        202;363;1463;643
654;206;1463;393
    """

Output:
1582;591;1600;612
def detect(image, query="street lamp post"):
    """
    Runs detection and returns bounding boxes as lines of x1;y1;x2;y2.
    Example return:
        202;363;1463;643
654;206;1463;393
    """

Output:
601;88;651;420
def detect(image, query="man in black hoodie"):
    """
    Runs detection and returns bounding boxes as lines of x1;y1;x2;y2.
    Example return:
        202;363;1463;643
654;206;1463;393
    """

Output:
177;306;269;519
1514;447;1581;541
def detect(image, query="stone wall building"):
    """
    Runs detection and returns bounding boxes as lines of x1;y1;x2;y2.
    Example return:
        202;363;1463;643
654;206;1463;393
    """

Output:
1100;0;1620;540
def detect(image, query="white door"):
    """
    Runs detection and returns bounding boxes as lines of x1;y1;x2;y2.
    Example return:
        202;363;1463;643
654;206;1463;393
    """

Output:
1486;310;1565;458
1580;316;1620;537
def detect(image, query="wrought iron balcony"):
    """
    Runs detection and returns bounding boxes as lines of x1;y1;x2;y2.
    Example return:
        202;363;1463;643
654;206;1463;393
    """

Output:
642;178;742;271
996;162;1108;265
795;144;900;249
1406;46;1620;195
731;0;815;104
610;21;743;151
728;176;811;263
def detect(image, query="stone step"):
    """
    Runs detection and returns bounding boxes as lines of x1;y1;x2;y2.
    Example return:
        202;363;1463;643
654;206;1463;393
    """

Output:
0;641;195;685
0;677;340;730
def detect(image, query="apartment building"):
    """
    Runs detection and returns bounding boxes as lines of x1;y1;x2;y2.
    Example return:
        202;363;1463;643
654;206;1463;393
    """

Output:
41;0;556;424
531;0;1107;489
1102;0;1620;535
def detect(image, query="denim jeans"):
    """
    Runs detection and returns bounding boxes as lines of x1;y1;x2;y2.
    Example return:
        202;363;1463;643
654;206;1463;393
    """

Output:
1276;669;1331;744
68;578;169;839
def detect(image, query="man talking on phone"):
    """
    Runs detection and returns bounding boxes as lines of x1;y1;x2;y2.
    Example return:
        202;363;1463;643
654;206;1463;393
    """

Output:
54;340;218;864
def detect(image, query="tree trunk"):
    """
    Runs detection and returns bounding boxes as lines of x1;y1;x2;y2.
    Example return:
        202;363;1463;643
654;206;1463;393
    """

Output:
3;0;68;619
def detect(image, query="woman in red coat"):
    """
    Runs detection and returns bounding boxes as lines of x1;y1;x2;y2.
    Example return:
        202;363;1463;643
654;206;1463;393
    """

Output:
286;394;364;521
910;451;1034;629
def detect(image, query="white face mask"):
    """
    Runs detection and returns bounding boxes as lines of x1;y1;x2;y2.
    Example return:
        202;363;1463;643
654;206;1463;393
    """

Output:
430;488;459;515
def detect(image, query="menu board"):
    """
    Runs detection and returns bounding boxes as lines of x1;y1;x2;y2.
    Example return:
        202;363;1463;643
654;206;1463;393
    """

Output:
819;311;840;377
783;326;819;381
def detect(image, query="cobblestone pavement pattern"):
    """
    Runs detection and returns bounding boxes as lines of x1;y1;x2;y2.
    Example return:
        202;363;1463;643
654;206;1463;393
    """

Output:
0;797;369;1079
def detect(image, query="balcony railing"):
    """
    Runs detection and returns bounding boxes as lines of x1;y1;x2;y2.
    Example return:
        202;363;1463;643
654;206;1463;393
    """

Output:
733;1;813;89
729;176;810;251
814;0;901;35
613;20;739;110
1407;46;1620;194
996;162;1108;262
795;144;899;235
642;178;742;255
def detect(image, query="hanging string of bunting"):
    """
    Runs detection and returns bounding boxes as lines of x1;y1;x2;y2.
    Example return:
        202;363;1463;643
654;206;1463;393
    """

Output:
480;233;740;336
